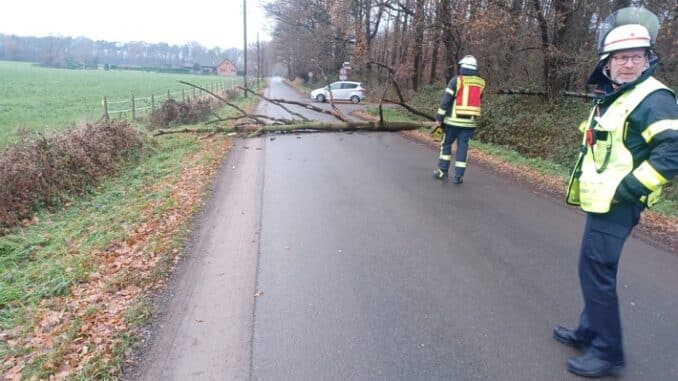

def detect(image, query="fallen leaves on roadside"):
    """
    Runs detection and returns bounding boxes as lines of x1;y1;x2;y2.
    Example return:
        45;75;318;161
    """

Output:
0;136;233;380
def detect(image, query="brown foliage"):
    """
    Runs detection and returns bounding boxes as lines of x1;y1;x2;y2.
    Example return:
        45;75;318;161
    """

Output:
1;137;233;380
267;0;677;95
0;121;143;229
148;97;221;128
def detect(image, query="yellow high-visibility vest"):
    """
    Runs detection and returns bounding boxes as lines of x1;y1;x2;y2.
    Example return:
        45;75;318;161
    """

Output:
566;77;673;213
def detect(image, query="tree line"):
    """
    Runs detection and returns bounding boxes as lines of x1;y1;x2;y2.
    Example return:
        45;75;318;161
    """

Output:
0;34;246;70
265;0;677;100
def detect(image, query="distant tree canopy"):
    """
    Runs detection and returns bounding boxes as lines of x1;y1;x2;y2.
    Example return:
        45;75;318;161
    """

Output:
2;0;674;100
265;0;677;100
0;34;247;71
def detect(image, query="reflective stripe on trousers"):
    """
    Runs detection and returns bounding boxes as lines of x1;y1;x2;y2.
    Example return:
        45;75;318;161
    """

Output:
438;125;475;177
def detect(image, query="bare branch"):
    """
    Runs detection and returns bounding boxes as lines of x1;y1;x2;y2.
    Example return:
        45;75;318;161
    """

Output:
205;114;295;125
368;60;406;103
266;97;349;122
178;80;267;125
368;60;435;121
383;99;436;121
494;89;598;99
312;61;347;121
236;86;310;121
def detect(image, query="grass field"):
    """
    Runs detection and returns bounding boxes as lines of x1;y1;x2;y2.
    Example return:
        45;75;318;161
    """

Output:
0;71;259;378
0;60;242;147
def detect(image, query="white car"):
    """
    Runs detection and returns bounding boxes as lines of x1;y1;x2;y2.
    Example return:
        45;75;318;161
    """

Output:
310;81;366;104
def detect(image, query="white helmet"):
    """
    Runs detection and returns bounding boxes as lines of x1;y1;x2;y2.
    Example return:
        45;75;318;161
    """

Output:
601;24;651;57
597;7;659;60
458;55;477;70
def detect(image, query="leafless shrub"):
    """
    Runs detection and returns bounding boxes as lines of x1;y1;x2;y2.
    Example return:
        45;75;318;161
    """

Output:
148;97;223;128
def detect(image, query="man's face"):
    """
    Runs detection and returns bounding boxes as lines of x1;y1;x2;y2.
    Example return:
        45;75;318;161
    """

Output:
605;48;648;84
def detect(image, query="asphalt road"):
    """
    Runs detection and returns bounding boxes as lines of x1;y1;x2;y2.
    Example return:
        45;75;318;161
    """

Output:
252;78;678;380
256;77;368;122
129;78;678;381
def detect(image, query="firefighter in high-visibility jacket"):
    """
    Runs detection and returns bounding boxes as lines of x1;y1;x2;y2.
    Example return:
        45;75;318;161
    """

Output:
553;7;678;378
433;55;486;184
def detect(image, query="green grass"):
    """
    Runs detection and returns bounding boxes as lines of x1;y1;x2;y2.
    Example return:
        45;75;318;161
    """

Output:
365;106;425;123
0;134;204;380
647;182;677;215
470;140;571;181
0;60;242;147
0;78;259;378
0;135;200;331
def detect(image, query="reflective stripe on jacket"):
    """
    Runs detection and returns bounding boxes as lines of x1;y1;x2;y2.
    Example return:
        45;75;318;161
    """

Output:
436;72;486;128
566;76;675;213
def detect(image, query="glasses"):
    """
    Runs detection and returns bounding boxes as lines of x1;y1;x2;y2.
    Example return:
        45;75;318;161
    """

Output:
611;54;646;64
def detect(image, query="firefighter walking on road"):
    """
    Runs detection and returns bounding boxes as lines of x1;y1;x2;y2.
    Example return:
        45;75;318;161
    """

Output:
555;7;678;378
433;55;486;184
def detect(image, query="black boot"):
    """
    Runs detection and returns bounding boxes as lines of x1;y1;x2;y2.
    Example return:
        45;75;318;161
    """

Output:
433;169;448;181
567;352;624;378
553;326;586;349
452;176;463;184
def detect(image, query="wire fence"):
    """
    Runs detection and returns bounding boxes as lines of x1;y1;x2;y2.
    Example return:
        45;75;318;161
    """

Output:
102;77;240;120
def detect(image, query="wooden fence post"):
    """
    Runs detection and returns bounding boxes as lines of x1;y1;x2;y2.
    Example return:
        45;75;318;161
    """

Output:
151;94;155;112
167;90;171;100
103;97;109;121
131;94;136;120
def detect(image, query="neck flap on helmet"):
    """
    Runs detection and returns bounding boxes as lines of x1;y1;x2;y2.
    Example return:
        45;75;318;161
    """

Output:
588;7;661;86
596;7;659;57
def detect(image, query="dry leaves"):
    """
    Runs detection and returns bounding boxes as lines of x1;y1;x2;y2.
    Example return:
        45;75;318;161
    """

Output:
1;136;232;380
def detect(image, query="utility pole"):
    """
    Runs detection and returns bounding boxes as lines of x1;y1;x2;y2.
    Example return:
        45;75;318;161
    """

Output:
257;32;261;86
243;0;248;97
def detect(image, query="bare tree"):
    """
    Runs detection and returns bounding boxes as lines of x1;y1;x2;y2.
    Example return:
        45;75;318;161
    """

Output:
263;0;676;96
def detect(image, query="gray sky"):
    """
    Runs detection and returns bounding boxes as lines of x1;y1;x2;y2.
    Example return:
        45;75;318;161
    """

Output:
0;0;272;49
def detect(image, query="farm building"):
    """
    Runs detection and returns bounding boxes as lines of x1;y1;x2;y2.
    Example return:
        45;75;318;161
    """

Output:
216;58;238;76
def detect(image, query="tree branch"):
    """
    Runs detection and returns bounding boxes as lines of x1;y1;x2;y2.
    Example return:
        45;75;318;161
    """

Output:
153;121;430;137
236;86;310;121
178;80;267;125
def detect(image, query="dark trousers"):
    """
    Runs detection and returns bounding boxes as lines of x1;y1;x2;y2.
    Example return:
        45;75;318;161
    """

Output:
574;202;642;363
438;125;475;177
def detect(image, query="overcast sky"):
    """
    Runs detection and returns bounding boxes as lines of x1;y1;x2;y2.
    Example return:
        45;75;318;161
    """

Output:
0;0;272;49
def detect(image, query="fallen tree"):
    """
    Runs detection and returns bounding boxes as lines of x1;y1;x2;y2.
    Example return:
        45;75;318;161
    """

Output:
495;89;598;99
154;120;429;137
168;78;436;138
170;62;598;140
